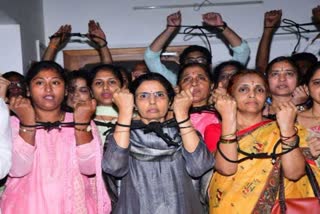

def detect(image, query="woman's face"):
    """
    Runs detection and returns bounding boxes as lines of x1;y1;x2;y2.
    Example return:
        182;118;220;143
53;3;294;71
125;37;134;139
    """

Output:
28;69;65;111
218;65;237;89
7;75;25;98
268;61;298;97
67;77;91;108
184;51;208;65
91;69;121;106
179;65;212;107
231;74;267;114
131;63;148;81
135;80;170;124
308;68;320;105
120;70;129;89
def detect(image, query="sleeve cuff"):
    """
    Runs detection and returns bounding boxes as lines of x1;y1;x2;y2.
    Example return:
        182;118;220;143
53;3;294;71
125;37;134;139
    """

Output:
76;141;96;159
229;40;249;52
15;134;36;155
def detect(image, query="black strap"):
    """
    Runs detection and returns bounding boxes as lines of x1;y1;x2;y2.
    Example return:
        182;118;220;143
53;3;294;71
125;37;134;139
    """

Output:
104;119;182;147
93;120;116;136
49;33;108;48
20;121;90;132
217;136;300;164
189;104;217;114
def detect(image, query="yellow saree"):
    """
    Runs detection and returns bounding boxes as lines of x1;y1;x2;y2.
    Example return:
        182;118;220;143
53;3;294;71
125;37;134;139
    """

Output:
208;121;320;214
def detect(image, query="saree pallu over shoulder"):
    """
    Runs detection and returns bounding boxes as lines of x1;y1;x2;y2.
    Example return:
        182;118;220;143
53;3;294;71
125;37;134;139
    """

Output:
208;121;320;214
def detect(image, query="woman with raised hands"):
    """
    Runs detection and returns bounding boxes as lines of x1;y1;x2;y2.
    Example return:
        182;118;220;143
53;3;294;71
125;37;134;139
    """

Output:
263;56;308;119
177;63;220;138
297;62;320;167
90;64;124;143
102;72;214;213
42;20;112;64
0;61;110;214
204;69;318;213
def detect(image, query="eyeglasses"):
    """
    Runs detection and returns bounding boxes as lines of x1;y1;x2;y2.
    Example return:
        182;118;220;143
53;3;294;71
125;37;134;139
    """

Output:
135;91;168;100
68;86;92;95
184;56;208;65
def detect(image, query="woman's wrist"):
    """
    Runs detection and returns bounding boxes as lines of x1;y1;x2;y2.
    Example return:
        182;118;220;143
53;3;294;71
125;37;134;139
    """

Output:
279;126;297;139
217;22;228;33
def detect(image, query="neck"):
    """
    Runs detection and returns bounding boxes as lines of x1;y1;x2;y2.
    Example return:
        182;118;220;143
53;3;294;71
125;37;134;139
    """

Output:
192;100;208;108
95;105;118;117
35;108;63;122
236;111;264;130
312;103;320;116
141;118;165;125
271;95;292;104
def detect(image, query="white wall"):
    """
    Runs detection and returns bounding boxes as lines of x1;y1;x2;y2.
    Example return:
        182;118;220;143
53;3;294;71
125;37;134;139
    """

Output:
42;0;319;68
0;10;23;74
0;0;45;73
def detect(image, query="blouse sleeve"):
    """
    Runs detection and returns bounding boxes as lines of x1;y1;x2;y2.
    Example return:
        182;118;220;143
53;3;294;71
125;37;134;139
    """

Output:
230;40;250;66
102;134;129;177
10;129;36;177
0;98;12;179
182;138;215;178
144;47;177;86
204;123;222;153
76;141;96;175
76;121;102;175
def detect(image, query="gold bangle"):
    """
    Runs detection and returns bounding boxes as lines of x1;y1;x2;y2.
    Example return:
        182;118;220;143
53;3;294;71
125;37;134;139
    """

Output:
280;126;298;140
219;138;237;144
19;127;36;133
74;125;92;132
221;133;236;140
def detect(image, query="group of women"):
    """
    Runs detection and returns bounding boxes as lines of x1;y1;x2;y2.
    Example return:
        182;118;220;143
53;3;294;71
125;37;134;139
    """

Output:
0;7;319;214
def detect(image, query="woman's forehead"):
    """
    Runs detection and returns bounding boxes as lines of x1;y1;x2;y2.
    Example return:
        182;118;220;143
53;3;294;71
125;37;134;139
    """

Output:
136;80;165;91
234;74;266;86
